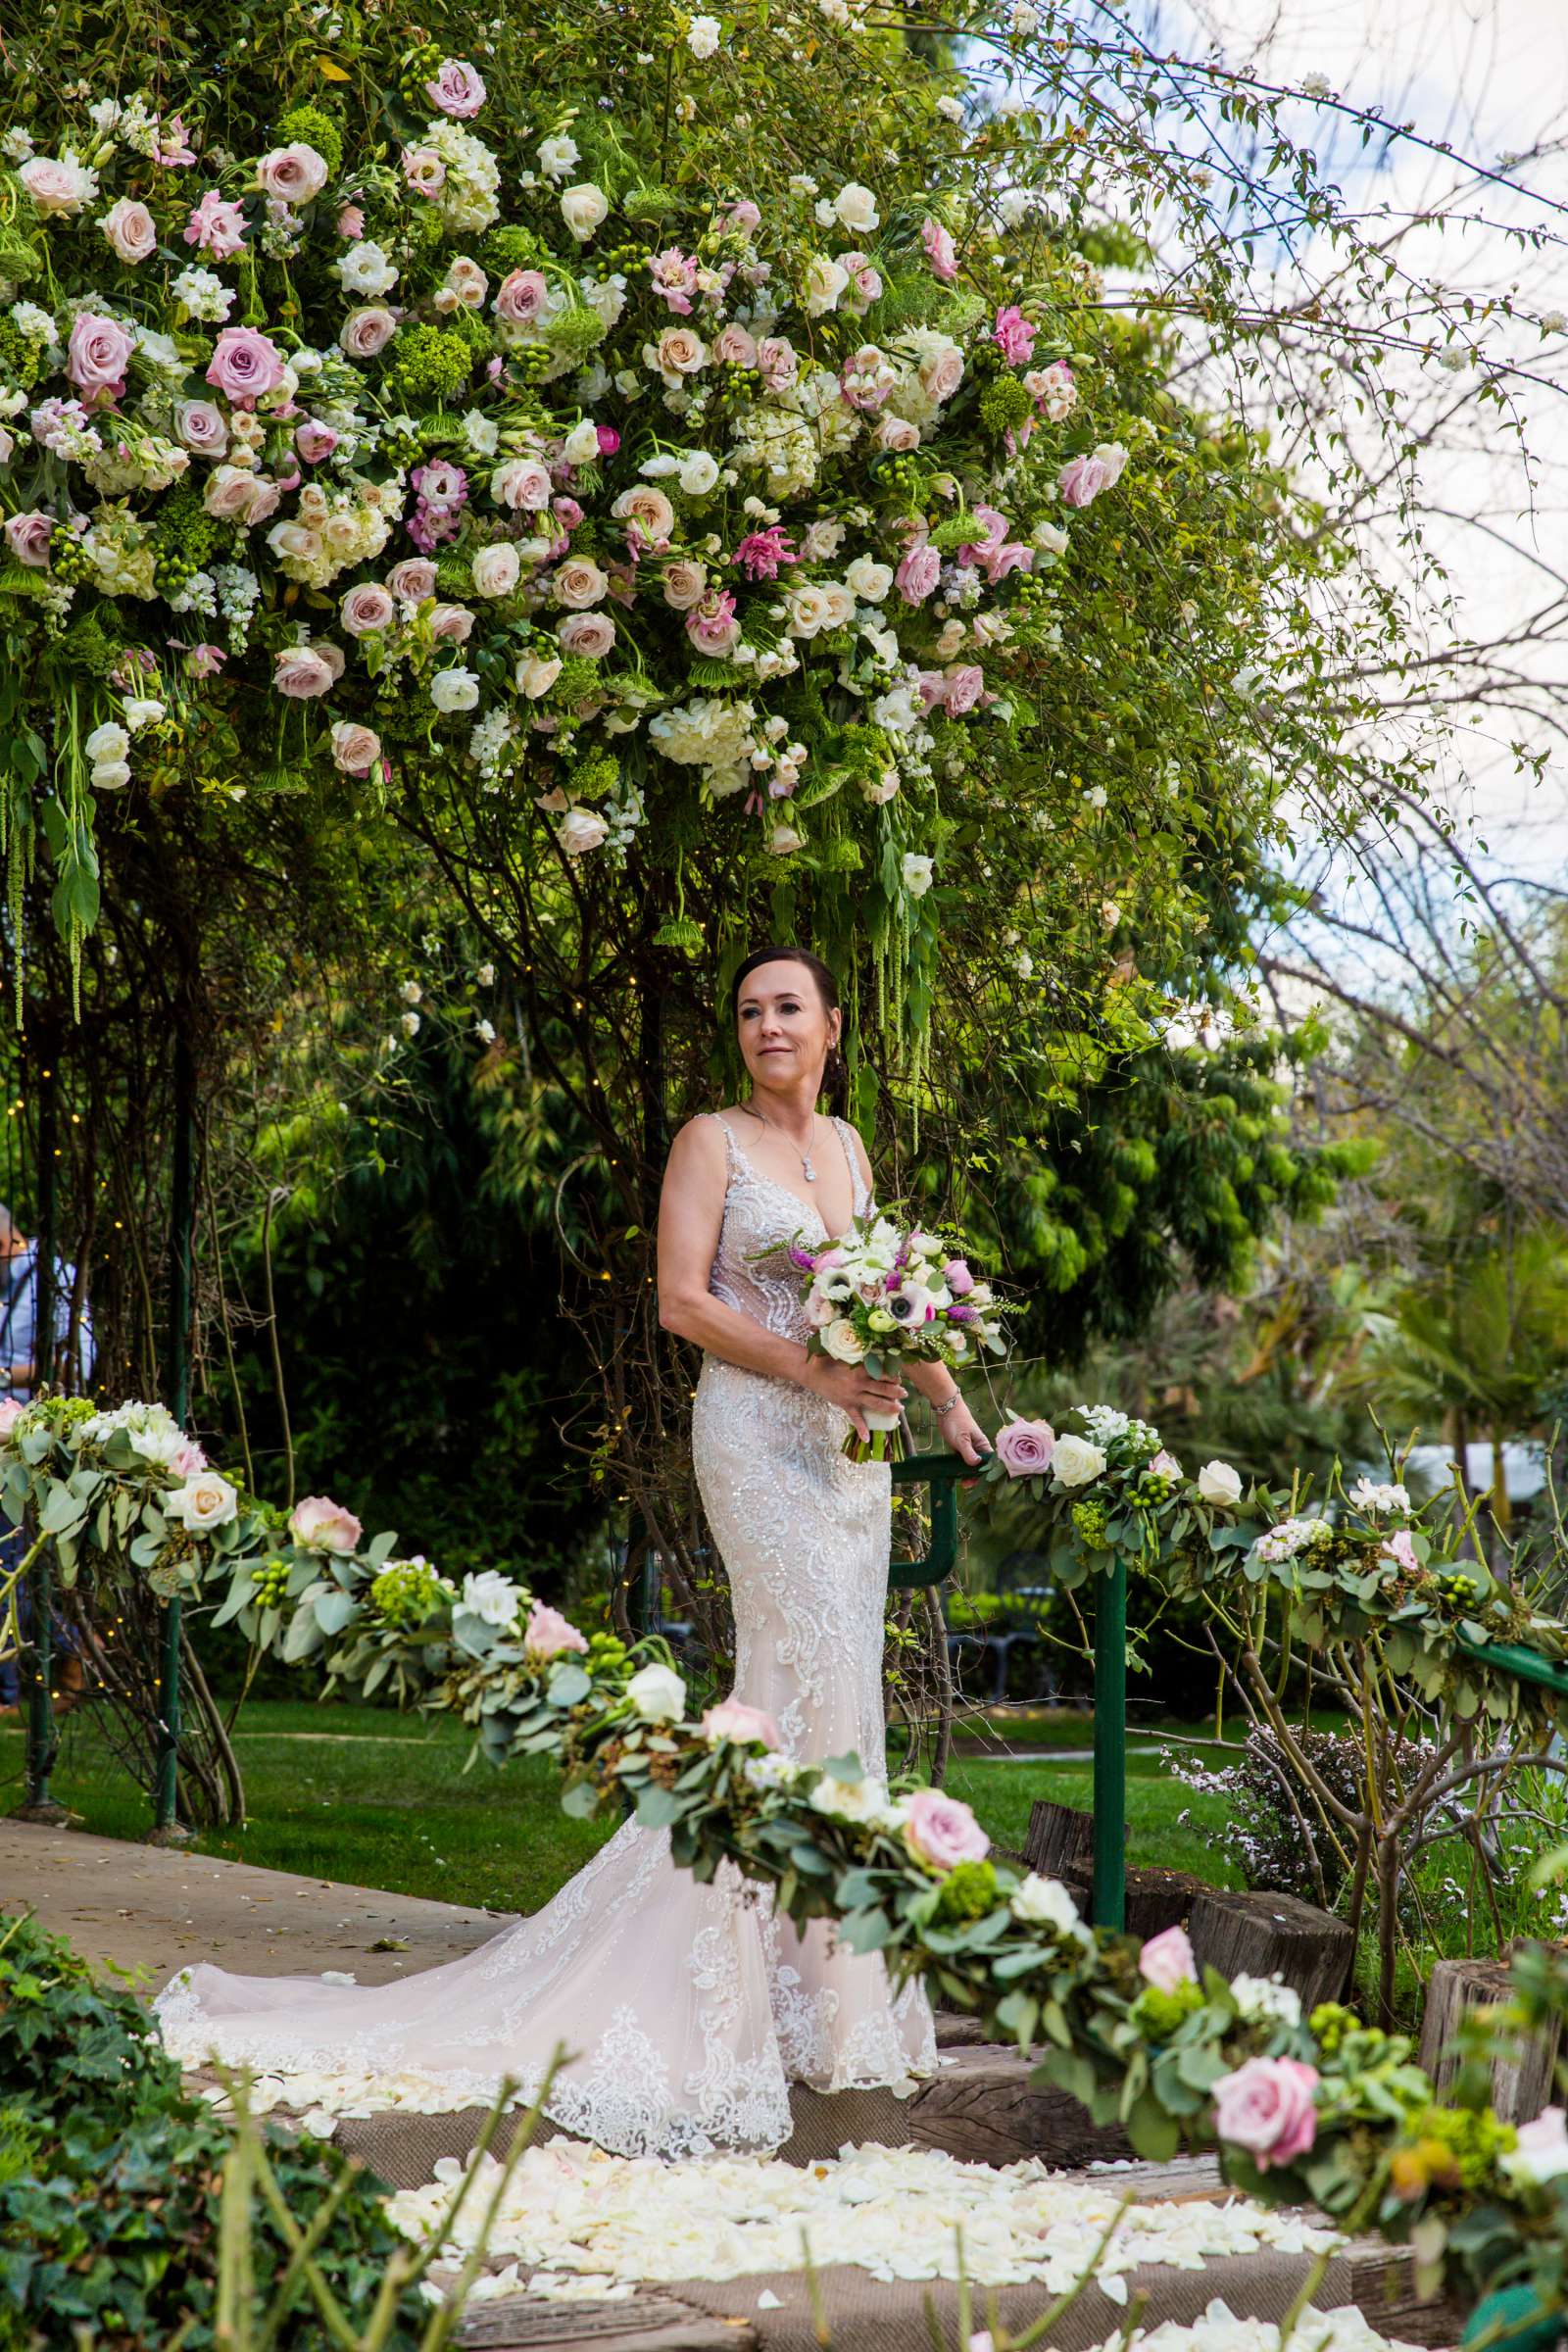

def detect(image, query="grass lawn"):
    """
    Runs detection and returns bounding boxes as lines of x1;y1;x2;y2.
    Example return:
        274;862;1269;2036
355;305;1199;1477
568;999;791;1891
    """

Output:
0;1695;1241;1914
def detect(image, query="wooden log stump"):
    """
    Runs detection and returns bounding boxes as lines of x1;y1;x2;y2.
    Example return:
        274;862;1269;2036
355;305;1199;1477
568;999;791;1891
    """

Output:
1058;1859;1210;1941
1024;1798;1098;1877
1418;1954;1559;2125
1188;1887;1353;2011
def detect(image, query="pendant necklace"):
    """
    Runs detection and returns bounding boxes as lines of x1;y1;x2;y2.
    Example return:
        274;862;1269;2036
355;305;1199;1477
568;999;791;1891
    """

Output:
747;1101;818;1183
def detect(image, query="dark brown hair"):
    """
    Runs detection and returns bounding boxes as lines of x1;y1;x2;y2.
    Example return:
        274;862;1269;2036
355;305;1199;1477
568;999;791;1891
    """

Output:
729;946;849;1111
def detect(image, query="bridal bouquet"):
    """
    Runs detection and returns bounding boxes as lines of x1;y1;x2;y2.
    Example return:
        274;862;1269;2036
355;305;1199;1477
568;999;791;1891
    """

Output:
795;1217;1004;1462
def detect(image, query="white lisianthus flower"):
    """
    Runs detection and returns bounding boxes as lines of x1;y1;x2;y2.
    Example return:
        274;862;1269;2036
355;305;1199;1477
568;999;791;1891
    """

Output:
809;1766;890;1825
1010;1873;1094;1947
687;13;721;57
902;852;935;899
1051;1434;1107;1489
802;254;850;317
430;666;480;713
122;698;166;732
1502;2108;1568;2186
333;240;399;297
1230;1974;1303;2029
460;1569;522;1628
1299;71;1333;98
537;132;580;182
627;1661;688;1722
1033;520;1069;559
165;1471;240;1535
678;449;719;496
1197;1459;1243;1507
564;418;601;465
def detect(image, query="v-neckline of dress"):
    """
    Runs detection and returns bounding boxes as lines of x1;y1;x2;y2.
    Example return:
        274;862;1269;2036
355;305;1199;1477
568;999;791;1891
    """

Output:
726;1115;859;1242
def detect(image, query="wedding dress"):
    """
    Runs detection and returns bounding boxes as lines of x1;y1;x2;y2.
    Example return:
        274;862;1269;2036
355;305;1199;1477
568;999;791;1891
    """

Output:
154;1111;936;2157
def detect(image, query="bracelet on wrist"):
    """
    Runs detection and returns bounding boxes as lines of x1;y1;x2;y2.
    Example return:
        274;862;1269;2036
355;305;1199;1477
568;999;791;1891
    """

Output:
934;1391;962;1419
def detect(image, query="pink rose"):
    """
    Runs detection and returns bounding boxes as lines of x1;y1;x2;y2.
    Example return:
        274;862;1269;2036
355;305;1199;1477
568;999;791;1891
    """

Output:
723;199;761;232
491;458;553;513
523;1601;590;1661
873;414;920;454
100;197;158;265
495;269;549;324
340;306;397;359
289;1494;364;1553
340;582;396;636
173;398;228;456
662;560;709;610
904;1788;992;1873
922;217;957;281
1058;454;1111;510
430;603;475;643
655;326;707;377
4;512;54;569
895;543;941;605
387;558;437;603
756;336;799;391
207;325;287;406
944;1258;974;1296
995;1418;1054;1478
1139;1923;1199;1993
554;556;609;610
1212;2057;1319;2172
993;304;1038;365
0;1396;24;1438
273;645;337;699
330;720;383;775
170;1440;209;1479
558;611;616;659
425;56;487;117
19;155;92;216
712;322;758;368
1382;1528;1420;1574
67;312;135;405
184;189;247;257
1150;1450;1183;1479
295;418;339;465
337;203;366;240
257;143;329;206
840;252;883;314
943;663;984;714
701;1698;780;1749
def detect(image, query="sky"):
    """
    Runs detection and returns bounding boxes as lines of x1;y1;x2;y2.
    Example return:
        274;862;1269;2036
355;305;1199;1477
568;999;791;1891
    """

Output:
1168;0;1568;886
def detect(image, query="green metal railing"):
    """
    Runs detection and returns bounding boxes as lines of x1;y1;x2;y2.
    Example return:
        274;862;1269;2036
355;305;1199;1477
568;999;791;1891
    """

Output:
891;1450;1128;1933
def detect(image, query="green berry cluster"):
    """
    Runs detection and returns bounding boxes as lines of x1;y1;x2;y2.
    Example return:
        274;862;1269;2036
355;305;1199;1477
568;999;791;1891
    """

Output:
1306;2001;1357;2057
1405;2102;1519;2191
250;1556;291;1609
398;41;445;111
933;1858;1000;1923
50;528;94;585
388;324;476;405
1435;1571;1478;1605
378;420;425;466
876;451;927;500
588;1630;629;1670
1132;1470;1177;1506
1071;1498;1110;1549
370;1558;447;1628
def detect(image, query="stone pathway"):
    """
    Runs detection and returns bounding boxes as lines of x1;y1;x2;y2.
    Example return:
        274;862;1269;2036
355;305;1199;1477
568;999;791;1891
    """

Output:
0;1815;509;1984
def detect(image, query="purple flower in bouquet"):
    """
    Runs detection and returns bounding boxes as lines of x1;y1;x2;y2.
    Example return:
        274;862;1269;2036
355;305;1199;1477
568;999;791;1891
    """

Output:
649;247;699;314
734;526;798;579
993;304;1038;364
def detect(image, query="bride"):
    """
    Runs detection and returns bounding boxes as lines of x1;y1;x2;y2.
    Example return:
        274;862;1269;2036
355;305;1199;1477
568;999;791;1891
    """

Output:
155;946;992;2159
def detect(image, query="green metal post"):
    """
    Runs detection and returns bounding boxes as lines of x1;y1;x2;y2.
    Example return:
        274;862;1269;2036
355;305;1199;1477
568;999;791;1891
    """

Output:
150;1031;196;1843
1092;1555;1127;1932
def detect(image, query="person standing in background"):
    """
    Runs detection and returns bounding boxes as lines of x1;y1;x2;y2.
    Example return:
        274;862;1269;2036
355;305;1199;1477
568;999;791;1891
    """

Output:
0;1204;94;1715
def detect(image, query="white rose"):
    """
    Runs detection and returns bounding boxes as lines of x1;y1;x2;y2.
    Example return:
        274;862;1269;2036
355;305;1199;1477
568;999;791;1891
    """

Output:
122;698;166;732
560;181;610;242
515;651;563;698
1197;1459;1243;1507
902;852;935;899
91;760;132;792
1051;1434;1107;1489
1010;1873;1094;1946
785;582;834;638
845;556;893;603
563;419;601;465
165;1471;239;1535
1502;2108;1568;2186
84;721;130;764
803;255;850;317
559;808;610;856
821;1317;867;1364
627;1660;688;1722
677;450;719;496
460;1569;522;1628
1033;521;1069;558
687;13;721;56
430;666;480;713
470;543;520;598
809;1767;890;1825
833;181;880;232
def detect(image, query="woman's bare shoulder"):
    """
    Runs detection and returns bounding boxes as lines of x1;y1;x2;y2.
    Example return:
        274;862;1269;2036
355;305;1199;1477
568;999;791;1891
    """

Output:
666;1111;730;1163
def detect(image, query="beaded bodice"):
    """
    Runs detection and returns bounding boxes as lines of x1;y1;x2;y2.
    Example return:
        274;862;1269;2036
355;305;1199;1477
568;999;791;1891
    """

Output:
706;1112;869;1343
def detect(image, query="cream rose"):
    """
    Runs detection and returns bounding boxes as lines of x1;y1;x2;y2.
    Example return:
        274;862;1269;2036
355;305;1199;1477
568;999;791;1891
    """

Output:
273;645;338;699
100;196;157;265
627;1661;687;1722
558;611;616;659
560;181;610;241
470;542;521;598
653;326;708;376
845;556;893;603
1198;1459;1244;1507
554;556;609;609
515;650;563;698
330;721;383;776
559;808;610;856
662;560;709;610
611;484;676;542
1051;1434;1107;1489
165;1470;240;1535
821;1317;867;1363
340;582;396;636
